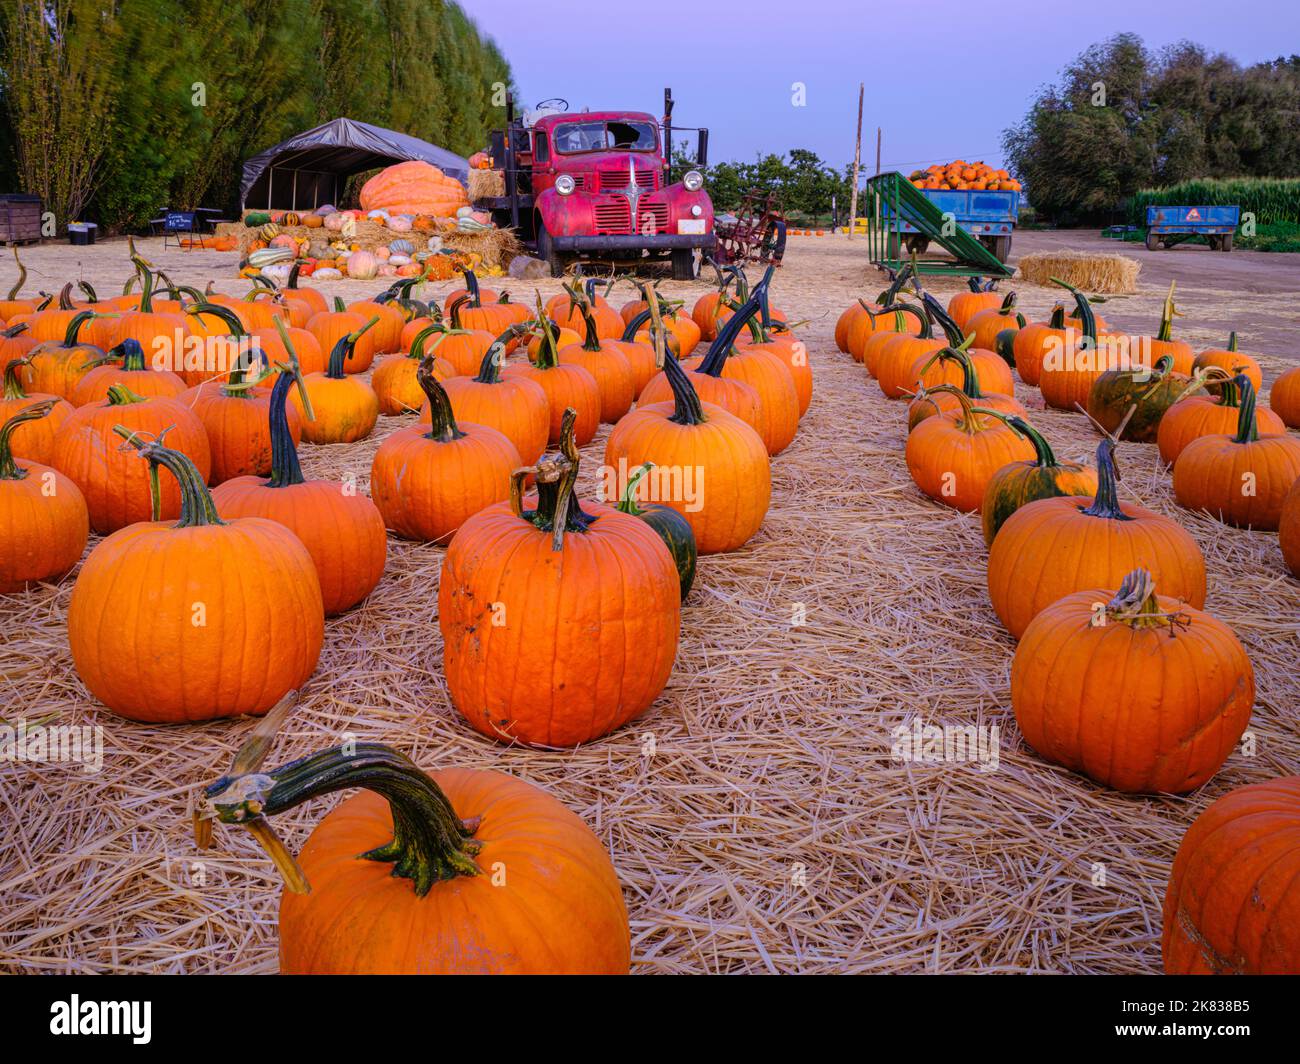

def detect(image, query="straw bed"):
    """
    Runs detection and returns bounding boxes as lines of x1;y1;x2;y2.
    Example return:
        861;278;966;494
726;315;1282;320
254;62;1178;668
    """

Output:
1016;250;1141;293
1;237;1298;973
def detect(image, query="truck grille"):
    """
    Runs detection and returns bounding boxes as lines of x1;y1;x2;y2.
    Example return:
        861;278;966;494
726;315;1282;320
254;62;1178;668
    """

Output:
633;203;669;234
593;202;631;232
597;168;656;192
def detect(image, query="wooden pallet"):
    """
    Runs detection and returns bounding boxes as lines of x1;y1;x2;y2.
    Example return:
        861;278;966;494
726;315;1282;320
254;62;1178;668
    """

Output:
0;195;44;245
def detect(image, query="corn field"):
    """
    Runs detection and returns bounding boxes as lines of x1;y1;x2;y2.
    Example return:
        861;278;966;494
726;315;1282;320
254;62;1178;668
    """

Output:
1129;177;1300;226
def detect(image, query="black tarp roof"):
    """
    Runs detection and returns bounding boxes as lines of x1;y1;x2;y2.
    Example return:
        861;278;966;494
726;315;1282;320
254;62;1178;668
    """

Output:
240;118;470;211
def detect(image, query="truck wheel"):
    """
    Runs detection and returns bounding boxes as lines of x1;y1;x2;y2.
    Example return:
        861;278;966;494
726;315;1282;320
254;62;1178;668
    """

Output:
1145;232;1161;251
535;219;563;277
905;235;930;255
988;235;1012;262
1220;233;1233;252
886;231;903;261
671;249;696;281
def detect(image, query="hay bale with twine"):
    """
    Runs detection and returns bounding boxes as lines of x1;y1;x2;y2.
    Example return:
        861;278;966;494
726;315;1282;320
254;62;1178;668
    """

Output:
1016;250;1140;294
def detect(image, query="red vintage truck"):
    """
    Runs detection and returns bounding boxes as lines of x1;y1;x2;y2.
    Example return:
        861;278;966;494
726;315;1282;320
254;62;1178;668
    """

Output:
474;91;714;278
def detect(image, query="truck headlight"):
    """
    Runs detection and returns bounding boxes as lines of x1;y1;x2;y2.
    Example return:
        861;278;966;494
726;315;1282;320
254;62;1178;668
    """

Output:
691;205;703;217
555;174;575;196
683;170;704;192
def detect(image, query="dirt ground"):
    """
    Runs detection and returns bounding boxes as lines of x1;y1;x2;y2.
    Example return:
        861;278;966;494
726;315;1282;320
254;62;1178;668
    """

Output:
2;232;1298;974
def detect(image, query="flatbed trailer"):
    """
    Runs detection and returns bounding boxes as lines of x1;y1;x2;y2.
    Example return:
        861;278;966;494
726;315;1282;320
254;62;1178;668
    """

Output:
1145;205;1239;252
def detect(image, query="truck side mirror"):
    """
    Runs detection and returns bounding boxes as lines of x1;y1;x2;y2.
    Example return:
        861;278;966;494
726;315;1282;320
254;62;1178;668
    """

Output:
697;128;709;168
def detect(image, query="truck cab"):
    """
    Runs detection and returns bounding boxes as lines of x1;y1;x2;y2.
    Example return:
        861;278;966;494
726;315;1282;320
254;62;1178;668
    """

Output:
476;94;715;278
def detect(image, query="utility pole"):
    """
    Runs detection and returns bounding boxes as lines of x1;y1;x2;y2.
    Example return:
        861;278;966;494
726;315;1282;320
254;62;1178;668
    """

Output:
875;127;882;175
847;83;863;239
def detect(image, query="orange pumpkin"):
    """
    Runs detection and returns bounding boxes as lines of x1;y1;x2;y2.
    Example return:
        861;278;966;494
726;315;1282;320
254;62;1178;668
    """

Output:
68;436;322;721
0;358;74;465
206;742;630;974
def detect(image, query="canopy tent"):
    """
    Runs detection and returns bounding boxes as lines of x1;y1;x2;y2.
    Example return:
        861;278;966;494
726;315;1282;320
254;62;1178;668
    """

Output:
240;118;470;211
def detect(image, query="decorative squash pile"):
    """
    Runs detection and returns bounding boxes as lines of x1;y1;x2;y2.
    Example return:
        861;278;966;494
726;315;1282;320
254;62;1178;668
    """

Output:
908;160;1021;192
836;269;1300;975
2;245;813;976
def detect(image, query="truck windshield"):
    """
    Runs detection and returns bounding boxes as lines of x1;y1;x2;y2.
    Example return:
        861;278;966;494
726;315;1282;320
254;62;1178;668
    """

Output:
552;120;657;154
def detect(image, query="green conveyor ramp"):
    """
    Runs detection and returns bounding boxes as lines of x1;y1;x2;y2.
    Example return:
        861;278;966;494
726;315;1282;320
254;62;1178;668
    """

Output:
864;172;1013;277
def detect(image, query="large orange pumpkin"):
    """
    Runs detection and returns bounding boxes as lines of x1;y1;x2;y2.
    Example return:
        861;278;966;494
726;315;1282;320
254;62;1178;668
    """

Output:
71;338;187;407
0;401;89;593
1173;375;1300;531
1013;568;1252;793
1163;775;1300;974
422;324;548;464
440;416;680;747
52;385;212;532
987;438;1206;639
1158;373;1287;465
205;742;630;974
0;358;74;464
68;436;322;721
606;346;770;554
359;160;468;217
371;359;522;542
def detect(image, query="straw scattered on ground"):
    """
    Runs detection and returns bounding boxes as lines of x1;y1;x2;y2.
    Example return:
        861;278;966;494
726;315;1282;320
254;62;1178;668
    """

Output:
1;235;1298;974
1016;249;1142;293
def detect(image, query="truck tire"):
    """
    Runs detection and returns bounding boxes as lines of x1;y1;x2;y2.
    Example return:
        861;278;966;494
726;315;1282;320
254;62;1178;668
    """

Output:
905;235;930;255
886;231;903;261
1220;233;1233;252
985;234;1012;262
1145;231;1161;251
535;219;563;277
671;249;696;281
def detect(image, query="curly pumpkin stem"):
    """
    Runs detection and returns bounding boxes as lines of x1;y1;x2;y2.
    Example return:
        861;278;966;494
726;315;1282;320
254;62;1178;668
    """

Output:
915;341;981;399
418;358;464;443
510;411;595;551
113;428;224;527
2;356;31;400
130;255;156;313
1079;437;1132;522
530;291;564;370
616;461;655;516
920;292;974;349
1049;276;1097;347
84;337;149;374
1156;281;1182;342
59;308;109;347
471;322;528;384
1231;374;1260;444
325;315;378;379
7;247;25;301
0;399;56;479
917;383;989;434
1002;415;1059;467
409;324;460;362
206;743;482;897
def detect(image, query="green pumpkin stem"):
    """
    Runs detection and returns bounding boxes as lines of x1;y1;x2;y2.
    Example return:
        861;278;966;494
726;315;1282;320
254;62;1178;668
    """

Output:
61;309;104;347
325;316;378;379
1231;374;1259;444
266;370;306;487
1049;277;1097;347
616;462;655;516
0;399;56;479
3;357;30;400
915;344;984;399
418;358;464;443
1079;438;1131;521
1156;282;1180;342
531;292;563;370
663;349;707;426
1001;416;1058;467
699;290;763;376
130;255;155;313
473;323;528;383
206;743;481;896
112;428;224;527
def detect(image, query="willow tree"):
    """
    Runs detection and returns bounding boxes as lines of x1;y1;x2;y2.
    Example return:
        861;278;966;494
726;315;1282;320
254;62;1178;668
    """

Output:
0;0;122;228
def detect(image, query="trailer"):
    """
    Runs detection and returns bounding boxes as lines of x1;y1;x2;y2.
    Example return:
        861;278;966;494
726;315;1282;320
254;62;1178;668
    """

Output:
1144;205;1240;252
864;172;1013;278
885;187;1020;263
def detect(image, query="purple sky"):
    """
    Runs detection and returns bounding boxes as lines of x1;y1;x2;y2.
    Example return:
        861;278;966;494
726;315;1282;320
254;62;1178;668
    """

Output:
473;0;1298;173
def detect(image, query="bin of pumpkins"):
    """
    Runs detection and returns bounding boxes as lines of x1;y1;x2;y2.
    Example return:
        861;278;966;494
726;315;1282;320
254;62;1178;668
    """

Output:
233;161;505;283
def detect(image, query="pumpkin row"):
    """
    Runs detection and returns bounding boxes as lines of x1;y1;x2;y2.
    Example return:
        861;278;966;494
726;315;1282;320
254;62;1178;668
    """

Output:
837;271;1300;975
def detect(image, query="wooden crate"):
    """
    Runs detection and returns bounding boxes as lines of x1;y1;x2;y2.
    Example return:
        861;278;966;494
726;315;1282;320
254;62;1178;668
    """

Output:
0;195;43;245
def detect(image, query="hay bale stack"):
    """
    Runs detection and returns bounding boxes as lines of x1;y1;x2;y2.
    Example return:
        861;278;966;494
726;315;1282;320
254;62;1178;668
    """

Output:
1016;250;1141;294
468;169;505;200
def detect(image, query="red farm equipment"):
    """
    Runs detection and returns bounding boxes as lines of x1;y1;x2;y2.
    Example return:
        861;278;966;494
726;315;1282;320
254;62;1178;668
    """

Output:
474;89;715;279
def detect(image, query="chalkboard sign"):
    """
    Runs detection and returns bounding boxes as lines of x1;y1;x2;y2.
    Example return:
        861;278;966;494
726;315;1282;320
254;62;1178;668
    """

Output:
165;211;195;231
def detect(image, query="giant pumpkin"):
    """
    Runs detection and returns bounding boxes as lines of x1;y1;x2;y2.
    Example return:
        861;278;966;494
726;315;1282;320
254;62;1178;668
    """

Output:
359;161;468;218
